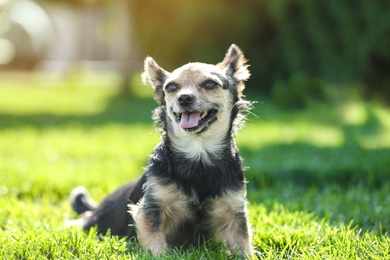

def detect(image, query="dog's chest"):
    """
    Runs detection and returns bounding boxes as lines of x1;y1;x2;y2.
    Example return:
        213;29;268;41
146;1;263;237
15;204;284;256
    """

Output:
171;158;244;201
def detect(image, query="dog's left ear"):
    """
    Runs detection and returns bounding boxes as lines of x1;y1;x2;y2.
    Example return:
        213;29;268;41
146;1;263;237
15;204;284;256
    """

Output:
142;57;170;105
218;44;250;98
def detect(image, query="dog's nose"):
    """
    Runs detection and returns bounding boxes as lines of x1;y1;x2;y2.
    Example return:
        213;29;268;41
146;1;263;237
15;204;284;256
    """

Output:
177;94;194;106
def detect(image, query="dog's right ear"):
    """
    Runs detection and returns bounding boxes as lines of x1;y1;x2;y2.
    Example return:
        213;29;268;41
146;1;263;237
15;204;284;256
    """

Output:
142;57;170;105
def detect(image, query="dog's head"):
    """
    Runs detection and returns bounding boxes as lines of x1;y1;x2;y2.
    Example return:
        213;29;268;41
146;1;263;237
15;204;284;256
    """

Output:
142;44;250;137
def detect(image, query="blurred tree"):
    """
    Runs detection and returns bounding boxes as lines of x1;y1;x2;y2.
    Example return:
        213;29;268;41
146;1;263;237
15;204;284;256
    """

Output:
129;0;271;94
364;29;390;102
129;0;390;100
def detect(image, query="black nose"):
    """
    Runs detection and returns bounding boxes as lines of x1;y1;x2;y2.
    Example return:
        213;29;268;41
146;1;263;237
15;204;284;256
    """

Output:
177;94;194;106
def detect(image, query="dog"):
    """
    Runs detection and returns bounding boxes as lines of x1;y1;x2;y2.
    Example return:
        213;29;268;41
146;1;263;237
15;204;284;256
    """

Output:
68;44;253;257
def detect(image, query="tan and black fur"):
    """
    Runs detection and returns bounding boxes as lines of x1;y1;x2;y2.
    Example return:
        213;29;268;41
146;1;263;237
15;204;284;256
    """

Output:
68;44;253;257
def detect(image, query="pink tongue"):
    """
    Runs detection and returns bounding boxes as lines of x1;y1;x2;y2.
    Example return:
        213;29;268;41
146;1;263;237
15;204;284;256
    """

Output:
180;112;201;129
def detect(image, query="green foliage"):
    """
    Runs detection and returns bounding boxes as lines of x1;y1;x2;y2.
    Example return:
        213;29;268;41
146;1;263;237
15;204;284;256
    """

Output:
363;30;390;101
267;0;390;101
1;79;390;258
271;73;326;109
129;0;390;99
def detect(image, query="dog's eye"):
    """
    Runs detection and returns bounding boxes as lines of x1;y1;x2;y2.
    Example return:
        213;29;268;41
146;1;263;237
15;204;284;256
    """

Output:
165;83;178;93
202;80;218;90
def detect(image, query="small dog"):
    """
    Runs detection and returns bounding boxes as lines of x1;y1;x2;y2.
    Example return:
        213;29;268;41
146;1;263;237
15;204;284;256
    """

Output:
68;44;253;257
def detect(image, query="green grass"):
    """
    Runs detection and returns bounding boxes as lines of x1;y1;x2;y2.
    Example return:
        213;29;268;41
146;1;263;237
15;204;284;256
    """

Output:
0;73;389;259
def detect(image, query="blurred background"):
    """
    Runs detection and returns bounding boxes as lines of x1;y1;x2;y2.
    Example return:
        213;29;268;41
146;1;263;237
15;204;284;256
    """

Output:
1;0;390;238
0;0;389;103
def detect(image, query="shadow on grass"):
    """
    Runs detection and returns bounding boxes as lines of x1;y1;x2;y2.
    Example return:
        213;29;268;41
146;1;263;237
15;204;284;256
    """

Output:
241;106;390;233
243;101;389;188
243;141;390;233
0;96;158;129
243;143;390;189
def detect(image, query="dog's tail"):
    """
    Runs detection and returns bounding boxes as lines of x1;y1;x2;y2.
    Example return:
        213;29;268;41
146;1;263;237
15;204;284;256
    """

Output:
69;186;97;215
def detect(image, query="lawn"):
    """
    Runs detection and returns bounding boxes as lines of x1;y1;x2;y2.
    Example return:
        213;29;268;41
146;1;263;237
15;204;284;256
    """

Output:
0;73;389;259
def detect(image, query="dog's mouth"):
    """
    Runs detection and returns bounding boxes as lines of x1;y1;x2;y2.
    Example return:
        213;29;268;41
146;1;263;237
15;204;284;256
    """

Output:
173;109;218;132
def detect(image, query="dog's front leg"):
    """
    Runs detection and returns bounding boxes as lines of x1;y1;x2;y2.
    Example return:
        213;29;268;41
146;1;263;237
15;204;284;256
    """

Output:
130;203;167;254
130;179;193;255
224;213;253;258
209;191;253;258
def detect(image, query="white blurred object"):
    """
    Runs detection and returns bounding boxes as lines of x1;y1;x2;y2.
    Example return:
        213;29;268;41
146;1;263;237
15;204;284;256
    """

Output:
9;0;54;55
0;0;14;8
0;37;15;64
0;0;54;67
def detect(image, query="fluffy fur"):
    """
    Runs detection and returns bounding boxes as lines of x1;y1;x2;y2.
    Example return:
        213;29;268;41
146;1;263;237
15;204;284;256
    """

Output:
68;44;253;258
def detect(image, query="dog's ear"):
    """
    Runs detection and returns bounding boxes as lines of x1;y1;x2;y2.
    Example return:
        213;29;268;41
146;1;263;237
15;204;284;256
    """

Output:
142;57;170;105
218;44;250;98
